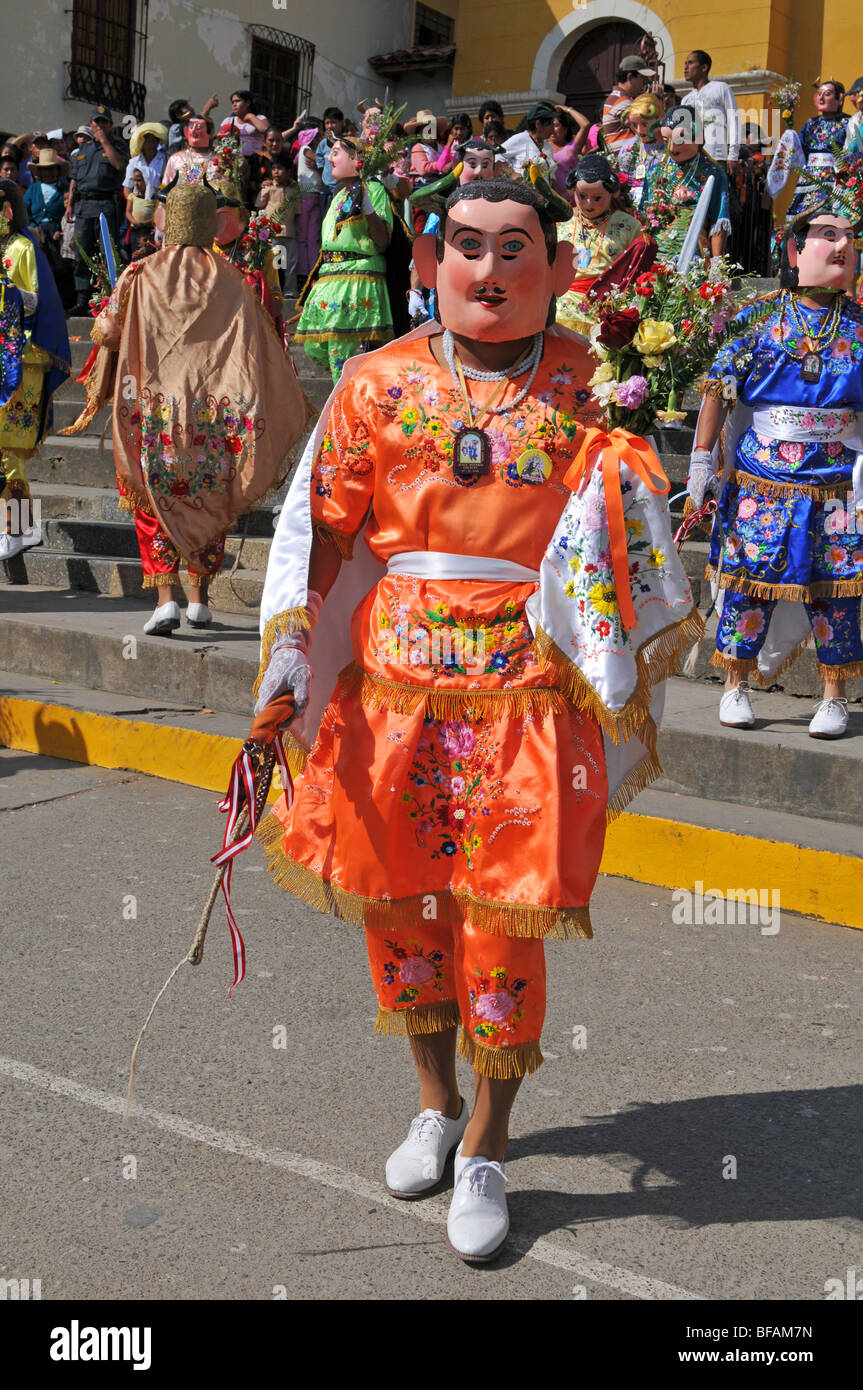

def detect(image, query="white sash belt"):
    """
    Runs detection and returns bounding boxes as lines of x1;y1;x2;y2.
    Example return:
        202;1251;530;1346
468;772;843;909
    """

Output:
752;405;860;444
386;551;540;583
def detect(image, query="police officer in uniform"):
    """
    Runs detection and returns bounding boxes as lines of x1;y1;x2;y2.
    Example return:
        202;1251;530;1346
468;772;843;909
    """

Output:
66;106;126;314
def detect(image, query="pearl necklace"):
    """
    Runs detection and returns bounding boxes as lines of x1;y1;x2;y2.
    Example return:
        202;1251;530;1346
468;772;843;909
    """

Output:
442;328;544;414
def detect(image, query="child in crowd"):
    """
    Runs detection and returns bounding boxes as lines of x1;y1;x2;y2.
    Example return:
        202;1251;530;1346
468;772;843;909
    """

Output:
256;154;299;292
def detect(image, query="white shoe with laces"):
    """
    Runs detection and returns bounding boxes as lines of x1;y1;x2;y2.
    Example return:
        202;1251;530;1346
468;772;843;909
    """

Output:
719;681;755;728
143;600;181;636
385;1099;469;1199
446;1141;509;1262
809;697;849;739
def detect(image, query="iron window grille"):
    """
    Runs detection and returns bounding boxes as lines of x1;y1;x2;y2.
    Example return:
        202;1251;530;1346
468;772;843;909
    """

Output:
247;24;315;132
414;4;454;47
65;0;148;121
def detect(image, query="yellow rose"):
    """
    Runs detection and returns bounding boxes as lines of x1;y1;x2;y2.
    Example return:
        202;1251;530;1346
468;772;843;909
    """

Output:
656;409;688;423
589;361;616;386
641;354;666;369
632;319;677;356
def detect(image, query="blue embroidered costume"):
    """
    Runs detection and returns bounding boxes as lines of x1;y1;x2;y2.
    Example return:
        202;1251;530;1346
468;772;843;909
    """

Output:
647;151;731;263
704;295;863;681
767;114;851;219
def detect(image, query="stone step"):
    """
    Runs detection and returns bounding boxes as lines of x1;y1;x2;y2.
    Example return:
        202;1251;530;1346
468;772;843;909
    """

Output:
0;588;859;822
25;480;289;537
0;546;267;613
23;516;275;572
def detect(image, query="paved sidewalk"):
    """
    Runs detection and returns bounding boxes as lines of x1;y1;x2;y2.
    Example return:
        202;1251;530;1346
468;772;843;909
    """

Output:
2;752;861;1300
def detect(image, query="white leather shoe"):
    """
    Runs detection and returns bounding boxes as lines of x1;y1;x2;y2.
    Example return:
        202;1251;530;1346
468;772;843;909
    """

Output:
809;697;849;739
0;527;42;560
719;682;754;728
186;602;212;628
143;600;180;636
385;1100;469;1199
446;1142;509;1262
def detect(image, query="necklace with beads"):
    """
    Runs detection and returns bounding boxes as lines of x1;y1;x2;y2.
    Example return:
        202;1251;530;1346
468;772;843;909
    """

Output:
778;290;844;382
442;328;544;481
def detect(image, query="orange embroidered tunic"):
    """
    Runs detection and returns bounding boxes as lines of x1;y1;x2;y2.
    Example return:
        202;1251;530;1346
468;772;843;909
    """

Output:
259;333;610;940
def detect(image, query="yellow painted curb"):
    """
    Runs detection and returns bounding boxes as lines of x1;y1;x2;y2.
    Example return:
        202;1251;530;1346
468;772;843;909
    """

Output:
1;695;859;929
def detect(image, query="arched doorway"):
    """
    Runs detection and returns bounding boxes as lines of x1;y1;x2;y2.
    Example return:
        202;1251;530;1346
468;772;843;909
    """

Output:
558;22;645;121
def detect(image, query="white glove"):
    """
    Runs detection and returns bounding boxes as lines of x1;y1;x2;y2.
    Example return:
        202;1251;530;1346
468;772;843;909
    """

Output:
688;448;719;508
254;590;322;721
20;288;38;315
361;184;376;217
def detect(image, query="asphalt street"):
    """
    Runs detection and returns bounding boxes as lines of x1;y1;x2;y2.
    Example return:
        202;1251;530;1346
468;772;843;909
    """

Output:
2;747;862;1301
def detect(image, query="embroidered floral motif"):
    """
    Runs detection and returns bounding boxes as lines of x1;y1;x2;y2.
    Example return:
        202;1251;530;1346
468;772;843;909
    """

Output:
375;589;538;681
380;939;447;1003
403;714;536;869
121;389;263;503
468;965;528;1042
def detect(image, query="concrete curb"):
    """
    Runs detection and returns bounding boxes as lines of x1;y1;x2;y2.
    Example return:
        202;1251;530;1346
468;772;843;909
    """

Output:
2;693;859;932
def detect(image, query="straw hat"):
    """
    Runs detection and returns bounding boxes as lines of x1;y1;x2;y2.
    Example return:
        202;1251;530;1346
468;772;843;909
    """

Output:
27;148;66;174
129;122;168;157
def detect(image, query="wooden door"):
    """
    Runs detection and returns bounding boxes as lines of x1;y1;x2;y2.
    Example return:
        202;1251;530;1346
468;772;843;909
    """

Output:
558;22;646;122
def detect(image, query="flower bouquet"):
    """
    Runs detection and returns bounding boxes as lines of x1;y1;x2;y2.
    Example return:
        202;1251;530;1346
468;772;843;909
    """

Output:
240;211;277;271
586;256;769;435
769;77;802;131
210;131;244;190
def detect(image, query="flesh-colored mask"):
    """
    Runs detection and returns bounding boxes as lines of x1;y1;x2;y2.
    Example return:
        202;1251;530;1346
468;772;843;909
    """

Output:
459;150;495;183
574;179;612;219
330;140;361;181
213;204;248;246
791;215;856;293
413;195;574;341
185;120;211;151
814;85;842;114
662;127;701;163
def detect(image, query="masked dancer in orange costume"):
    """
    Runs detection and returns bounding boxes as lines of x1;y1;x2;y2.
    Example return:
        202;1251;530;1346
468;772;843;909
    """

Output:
253;180;698;1261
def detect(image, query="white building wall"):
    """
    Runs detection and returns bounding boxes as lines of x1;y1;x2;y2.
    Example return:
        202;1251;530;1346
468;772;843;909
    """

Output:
0;0;432;137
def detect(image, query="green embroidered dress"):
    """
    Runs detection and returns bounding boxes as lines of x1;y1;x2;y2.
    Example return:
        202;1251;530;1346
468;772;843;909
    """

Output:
295;181;394;381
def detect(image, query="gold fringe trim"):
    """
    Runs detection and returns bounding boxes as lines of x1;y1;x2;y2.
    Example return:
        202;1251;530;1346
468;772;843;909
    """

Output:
533;606;705;747
142;572;181;589
338;663;571;720
294;327;394;346
375;1000;461;1037
314;271;385;284
458;1030;544;1079
751;631;812;686
253;606;314;699
117;480;153;514
313;520;356;559
817;659;863;680
706;566;863;602
254;814;593;940
702;377;729;400
736;468;850;502
117;494;136;513
710;650;759;674
605;747;663;822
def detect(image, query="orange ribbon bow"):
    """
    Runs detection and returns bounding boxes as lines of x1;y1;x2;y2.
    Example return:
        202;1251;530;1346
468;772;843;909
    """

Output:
563;427;670;631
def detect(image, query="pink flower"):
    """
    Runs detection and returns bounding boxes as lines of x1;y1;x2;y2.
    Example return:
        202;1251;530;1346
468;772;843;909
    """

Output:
487;429;511;465
440;721;475;758
827;545;846;566
824;507;846;535
583;494;607;531
475;991;516;1022
812;615;834;646
450;775;466;794
399;957;435;986
737;497;758;520
777;441;805;464
736;607;766;638
799;412;817;430
614;374;650;409
744;542;761;560
422;389;440;407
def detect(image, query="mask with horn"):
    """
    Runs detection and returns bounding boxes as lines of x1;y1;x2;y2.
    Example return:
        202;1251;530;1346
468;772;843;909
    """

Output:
160;174;218;248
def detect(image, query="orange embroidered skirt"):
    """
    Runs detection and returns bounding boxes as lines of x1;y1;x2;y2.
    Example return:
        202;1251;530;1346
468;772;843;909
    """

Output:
258;577;609;1074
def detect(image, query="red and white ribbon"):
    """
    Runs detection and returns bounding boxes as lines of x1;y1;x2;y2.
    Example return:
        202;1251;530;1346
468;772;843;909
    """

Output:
211;738;293;994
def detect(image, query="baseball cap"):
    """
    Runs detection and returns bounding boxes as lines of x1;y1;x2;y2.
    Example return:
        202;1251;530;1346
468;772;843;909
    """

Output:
90;105;112;123
526;102;557;123
848;76;863;95
76;124;93;137
619;55;656;77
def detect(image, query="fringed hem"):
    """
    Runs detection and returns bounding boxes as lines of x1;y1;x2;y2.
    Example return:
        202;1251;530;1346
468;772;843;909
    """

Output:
706;566;863;602
702;377;730;400
117;481;152;514
375;1000;461;1037
142;572;181;589
458;1030;544;1079
253;606;314;698
294;326;394;346
736;468;850;501
533;605;705;746
710;650;759;675
338;662;571;719
817;659;863;680
255;814;593;941
313;520;356;559
117;494;136;513
606;747;663;821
